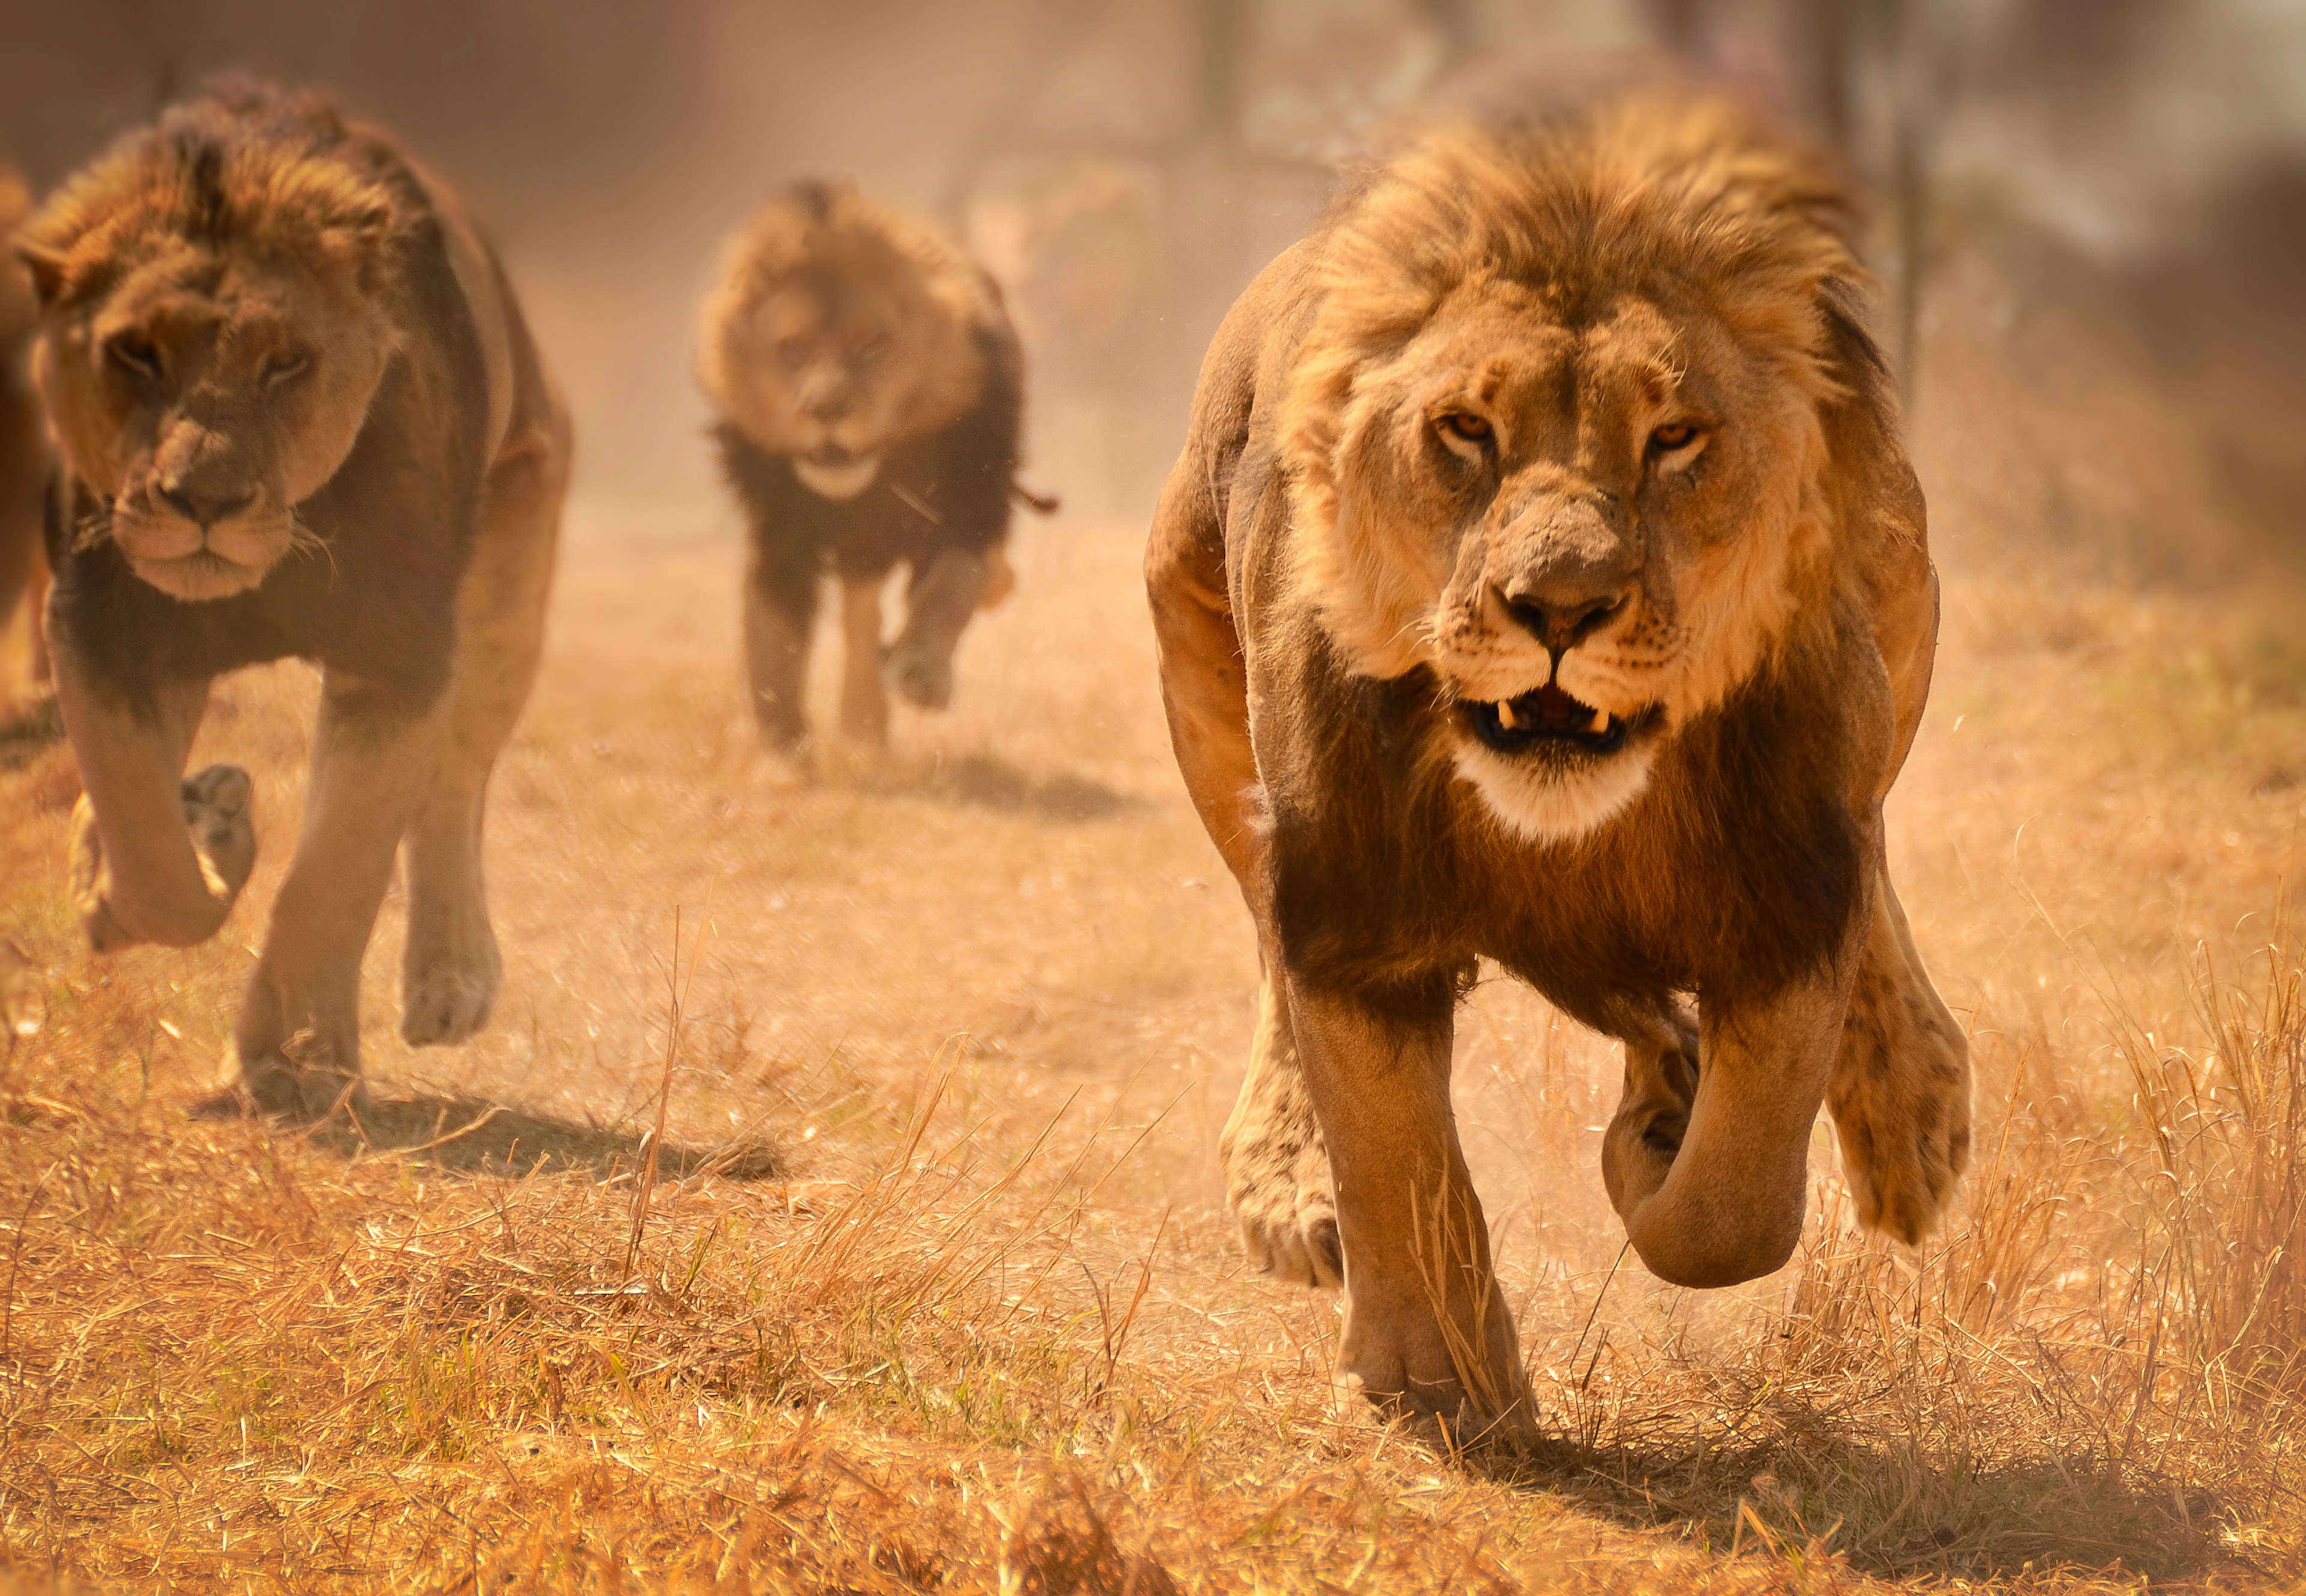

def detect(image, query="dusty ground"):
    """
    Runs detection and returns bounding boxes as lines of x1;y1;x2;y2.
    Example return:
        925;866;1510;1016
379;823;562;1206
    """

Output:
1;486;2304;1591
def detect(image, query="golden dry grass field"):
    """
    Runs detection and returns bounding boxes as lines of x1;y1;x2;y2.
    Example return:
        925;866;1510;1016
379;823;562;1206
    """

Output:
1;490;2304;1591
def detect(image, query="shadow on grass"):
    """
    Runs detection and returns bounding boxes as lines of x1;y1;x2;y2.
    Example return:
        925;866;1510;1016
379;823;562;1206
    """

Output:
1467;1428;2229;1586
904;754;1135;822
0;694;62;771
193;1089;781;1181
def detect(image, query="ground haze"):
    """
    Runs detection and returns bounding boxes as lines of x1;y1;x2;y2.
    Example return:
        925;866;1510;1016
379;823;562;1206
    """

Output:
2;482;2304;1588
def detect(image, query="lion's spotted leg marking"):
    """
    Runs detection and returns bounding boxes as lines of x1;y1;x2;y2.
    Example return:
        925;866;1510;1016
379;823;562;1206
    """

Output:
402;441;561;1049
743;574;814;753
235;676;449;1120
1221;963;1342;1287
53;659;252;951
1599;997;1701;1222
886;546;993;712
837;574;889;745
1288;976;1528;1433
1827;875;1970;1243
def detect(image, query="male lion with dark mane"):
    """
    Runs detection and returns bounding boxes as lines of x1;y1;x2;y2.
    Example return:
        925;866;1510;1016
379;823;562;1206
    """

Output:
17;83;569;1119
1147;97;1968;1430
700;180;1048;752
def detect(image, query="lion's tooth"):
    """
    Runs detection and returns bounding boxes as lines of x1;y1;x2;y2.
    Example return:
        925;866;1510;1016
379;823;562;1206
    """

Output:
1588;707;1610;733
1496;700;1520;730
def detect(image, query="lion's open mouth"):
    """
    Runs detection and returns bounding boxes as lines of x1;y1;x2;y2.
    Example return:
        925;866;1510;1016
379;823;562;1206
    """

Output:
1459;683;1656;757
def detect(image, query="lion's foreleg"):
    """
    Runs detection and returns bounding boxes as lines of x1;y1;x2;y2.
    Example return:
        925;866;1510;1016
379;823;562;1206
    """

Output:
1287;974;1529;1435
1220;954;1342;1287
53;642;252;951
837;573;889;745
744;540;817;752
1826;872;1970;1243
402;443;561;1048
885;547;990;712
1605;938;1862;1289
235;676;448;1119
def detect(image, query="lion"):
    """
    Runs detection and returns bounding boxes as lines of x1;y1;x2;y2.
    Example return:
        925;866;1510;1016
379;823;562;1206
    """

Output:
16;82;569;1119
0;166;47;700
1145;97;1969;1431
700;179;1052;751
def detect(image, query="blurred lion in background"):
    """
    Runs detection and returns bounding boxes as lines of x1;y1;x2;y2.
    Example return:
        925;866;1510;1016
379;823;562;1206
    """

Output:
17;82;569;1118
700;179;1051;754
1146;95;1968;1430
0;167;47;707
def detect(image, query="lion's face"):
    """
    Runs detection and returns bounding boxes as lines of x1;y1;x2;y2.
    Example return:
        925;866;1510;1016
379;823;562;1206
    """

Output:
1284;113;1848;842
25;237;398;602
701;186;984;501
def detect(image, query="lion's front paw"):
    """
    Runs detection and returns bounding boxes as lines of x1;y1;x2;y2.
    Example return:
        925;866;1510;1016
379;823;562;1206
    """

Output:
401;918;501;1047
181;764;256;900
1224;1118;1343;1289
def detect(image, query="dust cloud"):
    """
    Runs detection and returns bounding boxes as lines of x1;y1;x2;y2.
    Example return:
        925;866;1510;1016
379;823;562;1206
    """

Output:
6;0;2297;566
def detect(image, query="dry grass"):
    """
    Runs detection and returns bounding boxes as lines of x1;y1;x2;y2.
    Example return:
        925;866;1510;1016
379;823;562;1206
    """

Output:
2;485;2306;1591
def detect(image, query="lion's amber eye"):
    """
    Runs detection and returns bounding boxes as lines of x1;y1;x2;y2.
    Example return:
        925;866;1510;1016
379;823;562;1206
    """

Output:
106;334;163;381
1649;422;1701;454
1437;411;1492;445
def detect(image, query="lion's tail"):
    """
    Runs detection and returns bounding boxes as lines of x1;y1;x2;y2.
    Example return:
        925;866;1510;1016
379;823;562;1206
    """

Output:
1011;480;1061;517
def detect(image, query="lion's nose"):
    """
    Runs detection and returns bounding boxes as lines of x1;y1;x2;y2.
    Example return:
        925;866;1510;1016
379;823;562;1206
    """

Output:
1495;584;1627;651
156;483;255;527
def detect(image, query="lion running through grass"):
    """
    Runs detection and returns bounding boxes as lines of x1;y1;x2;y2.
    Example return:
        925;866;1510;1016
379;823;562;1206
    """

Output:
16;82;569;1118
1147;96;1969;1430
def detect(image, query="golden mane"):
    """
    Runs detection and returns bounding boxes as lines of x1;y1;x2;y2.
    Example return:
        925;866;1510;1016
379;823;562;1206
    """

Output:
1278;98;1872;699
14;83;417;309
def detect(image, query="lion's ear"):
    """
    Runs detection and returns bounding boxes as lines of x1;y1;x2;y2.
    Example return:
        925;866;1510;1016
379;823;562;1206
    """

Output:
13;238;70;310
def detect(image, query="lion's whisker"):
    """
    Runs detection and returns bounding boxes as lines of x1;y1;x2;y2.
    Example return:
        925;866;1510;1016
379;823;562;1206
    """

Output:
285;515;339;582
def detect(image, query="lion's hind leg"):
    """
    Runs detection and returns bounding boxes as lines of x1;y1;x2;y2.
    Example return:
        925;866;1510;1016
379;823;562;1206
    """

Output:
1826;875;1971;1244
1222;959;1343;1287
1599;996;1701;1226
401;438;561;1048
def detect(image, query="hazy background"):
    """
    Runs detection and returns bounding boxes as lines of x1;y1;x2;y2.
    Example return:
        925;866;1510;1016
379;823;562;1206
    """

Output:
2;0;2301;570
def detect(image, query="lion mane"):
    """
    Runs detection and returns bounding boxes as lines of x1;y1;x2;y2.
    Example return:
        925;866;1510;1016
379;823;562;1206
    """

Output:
1146;96;1968;1427
699;178;1041;749
16;82;569;1116
0;168;44;693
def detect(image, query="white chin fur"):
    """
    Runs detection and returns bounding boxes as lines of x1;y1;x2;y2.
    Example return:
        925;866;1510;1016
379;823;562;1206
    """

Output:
1451;740;1656;842
130;553;268;602
792;454;883;500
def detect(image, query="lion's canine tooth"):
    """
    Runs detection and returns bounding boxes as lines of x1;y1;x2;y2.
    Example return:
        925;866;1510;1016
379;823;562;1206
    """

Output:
1588;707;1610;733
1496;700;1520;730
